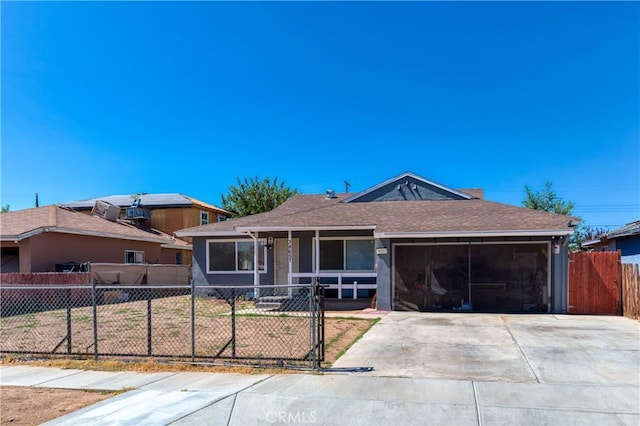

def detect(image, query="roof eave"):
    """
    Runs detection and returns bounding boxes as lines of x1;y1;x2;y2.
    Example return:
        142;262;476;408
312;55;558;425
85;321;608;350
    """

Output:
581;238;602;248
375;229;575;239
161;243;193;250
236;225;377;232
1;228;47;242
176;230;248;237
177;225;377;237
25;227;172;244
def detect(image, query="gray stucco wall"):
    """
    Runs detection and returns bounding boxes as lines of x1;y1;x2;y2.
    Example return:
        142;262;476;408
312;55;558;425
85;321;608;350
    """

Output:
375;238;392;310
193;233;570;313
552;236;570;313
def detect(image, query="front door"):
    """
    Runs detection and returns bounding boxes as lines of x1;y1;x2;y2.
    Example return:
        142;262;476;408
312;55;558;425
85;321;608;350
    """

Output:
274;238;299;295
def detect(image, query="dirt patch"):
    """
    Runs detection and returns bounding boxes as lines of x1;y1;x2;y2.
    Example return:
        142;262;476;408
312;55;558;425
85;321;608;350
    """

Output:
1;296;374;361
324;316;379;364
0;386;112;425
1;294;378;366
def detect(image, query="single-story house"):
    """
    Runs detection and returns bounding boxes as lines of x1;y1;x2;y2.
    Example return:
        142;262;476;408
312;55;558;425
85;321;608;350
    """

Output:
176;172;577;313
1;205;191;273
582;219;640;264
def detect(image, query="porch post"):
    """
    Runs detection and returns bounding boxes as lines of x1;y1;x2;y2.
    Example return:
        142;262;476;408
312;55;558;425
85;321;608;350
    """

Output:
315;229;320;276
248;231;260;298
288;229;293;298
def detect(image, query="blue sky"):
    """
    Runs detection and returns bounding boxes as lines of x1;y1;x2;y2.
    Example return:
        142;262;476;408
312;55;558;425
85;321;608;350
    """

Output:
2;1;638;230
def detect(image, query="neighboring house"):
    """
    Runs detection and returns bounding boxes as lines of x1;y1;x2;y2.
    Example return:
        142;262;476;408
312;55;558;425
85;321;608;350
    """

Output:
582;219;640;264
63;193;231;236
0;205;191;273
176;172;577;313
64;193;231;265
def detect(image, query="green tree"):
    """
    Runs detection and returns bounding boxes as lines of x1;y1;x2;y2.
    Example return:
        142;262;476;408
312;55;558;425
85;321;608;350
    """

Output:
1;204;9;213
522;181;575;215
522;182;584;251
221;176;297;218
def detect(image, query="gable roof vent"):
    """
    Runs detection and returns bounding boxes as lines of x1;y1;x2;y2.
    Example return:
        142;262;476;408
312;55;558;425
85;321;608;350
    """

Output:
326;189;336;199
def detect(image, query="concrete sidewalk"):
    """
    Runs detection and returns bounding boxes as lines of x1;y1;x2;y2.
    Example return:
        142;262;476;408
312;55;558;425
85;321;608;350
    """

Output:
1;365;638;425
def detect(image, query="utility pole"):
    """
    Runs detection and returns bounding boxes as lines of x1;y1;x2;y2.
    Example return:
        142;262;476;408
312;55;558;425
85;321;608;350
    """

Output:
344;181;351;193
35;193;39;207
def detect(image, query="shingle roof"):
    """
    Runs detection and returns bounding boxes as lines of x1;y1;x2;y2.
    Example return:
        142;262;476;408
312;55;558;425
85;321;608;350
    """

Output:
176;193;575;237
1;205;190;247
604;220;640;240
63;193;230;214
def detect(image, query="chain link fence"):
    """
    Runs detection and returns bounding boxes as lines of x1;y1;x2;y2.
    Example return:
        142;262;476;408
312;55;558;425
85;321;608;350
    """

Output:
0;282;324;368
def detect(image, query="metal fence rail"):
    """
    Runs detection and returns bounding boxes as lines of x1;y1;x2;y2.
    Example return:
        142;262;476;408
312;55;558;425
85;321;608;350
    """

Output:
0;282;324;368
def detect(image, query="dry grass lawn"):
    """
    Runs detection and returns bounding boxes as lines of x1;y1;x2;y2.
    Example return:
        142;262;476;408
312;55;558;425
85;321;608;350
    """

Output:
0;300;378;425
1;295;377;362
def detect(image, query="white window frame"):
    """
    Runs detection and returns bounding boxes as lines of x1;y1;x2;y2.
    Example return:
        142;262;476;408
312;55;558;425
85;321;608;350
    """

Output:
124;250;145;264
200;211;210;225
312;236;375;272
206;238;267;274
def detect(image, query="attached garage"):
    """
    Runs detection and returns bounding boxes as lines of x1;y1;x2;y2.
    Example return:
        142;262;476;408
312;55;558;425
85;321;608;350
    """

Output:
393;242;551;312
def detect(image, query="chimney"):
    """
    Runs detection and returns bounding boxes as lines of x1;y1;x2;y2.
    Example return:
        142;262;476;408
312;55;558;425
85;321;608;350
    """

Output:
48;205;57;226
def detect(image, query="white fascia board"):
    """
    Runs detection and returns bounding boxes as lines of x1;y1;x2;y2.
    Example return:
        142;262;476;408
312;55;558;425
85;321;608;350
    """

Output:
161;243;193;250
176;230;248;237
581;238;602;247
235;225;377;232
1;228;46;242
375;229;575;239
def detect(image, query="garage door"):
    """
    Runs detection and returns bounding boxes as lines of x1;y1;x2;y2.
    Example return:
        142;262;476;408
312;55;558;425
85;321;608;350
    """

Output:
393;243;549;312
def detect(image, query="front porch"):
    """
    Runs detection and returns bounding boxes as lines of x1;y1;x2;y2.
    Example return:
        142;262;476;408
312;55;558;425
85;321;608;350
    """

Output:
231;227;379;302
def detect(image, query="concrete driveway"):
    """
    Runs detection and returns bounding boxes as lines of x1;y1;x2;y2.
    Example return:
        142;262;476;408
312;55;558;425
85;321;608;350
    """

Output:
333;312;640;386
3;313;638;425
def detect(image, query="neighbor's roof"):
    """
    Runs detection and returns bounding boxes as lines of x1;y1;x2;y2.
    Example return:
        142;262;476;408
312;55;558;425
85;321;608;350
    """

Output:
583;219;640;247
606;220;640;239
1;205;191;249
63;193;230;215
176;193;576;239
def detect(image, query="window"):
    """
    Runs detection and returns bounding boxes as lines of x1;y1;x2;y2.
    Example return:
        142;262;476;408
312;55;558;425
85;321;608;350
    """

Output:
207;240;266;273
320;240;343;270
346;239;375;270
175;251;183;265
317;238;375;271
200;211;209;225
125;250;144;264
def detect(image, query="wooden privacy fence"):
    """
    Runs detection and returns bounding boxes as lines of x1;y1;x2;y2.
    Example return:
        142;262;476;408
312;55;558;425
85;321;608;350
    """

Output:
622;263;639;320
568;251;621;315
